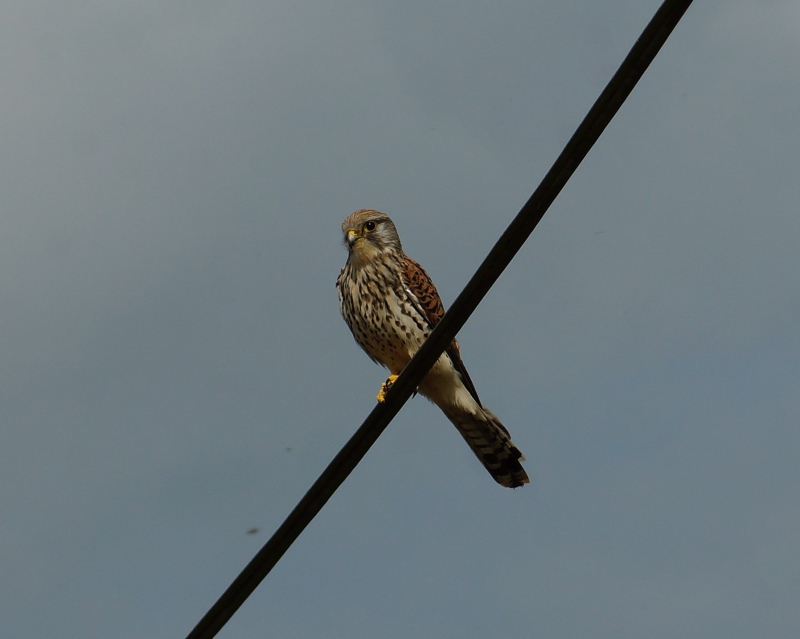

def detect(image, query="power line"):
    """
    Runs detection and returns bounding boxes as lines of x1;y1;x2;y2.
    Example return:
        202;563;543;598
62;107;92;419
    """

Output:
184;1;694;637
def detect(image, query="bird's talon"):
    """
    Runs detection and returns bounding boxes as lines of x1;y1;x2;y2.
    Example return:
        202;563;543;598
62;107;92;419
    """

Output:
376;374;399;403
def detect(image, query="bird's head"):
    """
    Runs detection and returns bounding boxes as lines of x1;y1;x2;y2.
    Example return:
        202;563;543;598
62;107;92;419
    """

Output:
341;209;402;264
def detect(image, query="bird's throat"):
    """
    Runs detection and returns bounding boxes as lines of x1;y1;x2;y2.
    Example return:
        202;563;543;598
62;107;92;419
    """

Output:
348;241;382;267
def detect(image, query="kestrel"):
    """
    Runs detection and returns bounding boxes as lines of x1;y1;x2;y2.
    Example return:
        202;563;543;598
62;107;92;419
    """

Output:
337;209;529;488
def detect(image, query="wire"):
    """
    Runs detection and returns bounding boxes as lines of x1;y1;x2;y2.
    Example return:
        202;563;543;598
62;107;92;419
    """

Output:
184;1;694;637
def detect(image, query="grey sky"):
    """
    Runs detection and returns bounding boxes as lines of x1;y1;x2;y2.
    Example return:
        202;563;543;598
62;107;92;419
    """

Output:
2;1;799;637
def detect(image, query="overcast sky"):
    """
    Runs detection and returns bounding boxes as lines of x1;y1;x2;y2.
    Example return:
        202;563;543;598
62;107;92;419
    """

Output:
2;1;799;638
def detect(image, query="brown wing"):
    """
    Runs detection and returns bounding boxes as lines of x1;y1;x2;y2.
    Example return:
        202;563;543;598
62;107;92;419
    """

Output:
401;256;482;406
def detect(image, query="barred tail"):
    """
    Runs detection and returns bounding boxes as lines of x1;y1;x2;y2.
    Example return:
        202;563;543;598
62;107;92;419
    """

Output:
442;406;529;488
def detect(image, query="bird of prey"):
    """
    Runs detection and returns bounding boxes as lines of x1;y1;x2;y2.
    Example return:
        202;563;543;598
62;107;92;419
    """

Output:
336;209;528;488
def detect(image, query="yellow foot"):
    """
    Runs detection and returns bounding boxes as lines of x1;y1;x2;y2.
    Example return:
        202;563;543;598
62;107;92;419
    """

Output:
376;374;399;403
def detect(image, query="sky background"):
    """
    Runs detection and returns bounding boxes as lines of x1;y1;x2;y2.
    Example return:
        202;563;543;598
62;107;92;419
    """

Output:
2;1;799;637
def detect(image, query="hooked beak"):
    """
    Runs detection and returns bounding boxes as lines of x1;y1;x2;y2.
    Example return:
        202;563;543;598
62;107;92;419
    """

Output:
345;229;360;248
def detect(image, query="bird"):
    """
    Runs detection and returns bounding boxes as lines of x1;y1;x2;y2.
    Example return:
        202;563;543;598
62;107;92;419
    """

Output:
336;209;528;488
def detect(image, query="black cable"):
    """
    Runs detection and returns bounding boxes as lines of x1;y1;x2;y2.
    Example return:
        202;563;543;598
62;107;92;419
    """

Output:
184;1;694;637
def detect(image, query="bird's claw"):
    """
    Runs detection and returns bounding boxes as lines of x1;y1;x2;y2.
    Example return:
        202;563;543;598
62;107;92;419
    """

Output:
376;374;399;403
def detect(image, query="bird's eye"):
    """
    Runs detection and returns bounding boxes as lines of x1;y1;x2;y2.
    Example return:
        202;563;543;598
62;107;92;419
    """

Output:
364;221;377;232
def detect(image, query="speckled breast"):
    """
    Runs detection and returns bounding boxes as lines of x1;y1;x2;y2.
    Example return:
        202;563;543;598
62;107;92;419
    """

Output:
338;258;430;374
